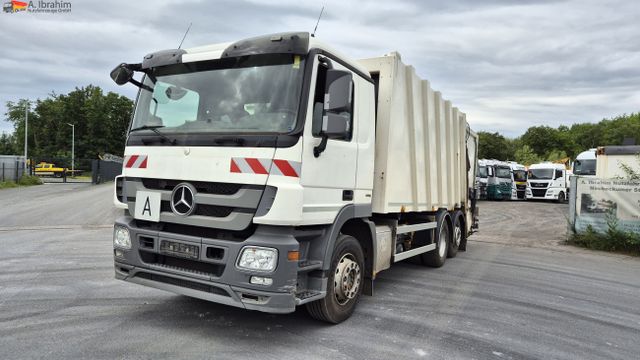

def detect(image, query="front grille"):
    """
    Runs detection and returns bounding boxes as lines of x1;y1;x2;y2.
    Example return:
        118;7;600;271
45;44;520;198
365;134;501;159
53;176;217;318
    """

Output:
142;178;244;195
134;272;229;297
160;201;236;218
139;250;224;277
135;220;256;241
532;189;547;197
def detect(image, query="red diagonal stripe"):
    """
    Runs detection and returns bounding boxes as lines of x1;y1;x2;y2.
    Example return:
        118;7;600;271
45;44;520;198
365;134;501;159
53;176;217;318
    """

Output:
139;156;148;169
273;159;299;177
230;159;241;173
125;155;138;168
245;158;268;174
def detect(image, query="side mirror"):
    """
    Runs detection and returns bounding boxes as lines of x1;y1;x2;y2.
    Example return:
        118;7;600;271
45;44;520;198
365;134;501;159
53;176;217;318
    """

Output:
321;113;350;139
110;63;134;85
325;69;352;112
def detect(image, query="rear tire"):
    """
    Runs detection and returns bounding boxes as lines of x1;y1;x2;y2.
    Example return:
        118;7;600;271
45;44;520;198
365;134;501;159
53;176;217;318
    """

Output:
421;211;450;268
306;234;364;324
448;211;465;257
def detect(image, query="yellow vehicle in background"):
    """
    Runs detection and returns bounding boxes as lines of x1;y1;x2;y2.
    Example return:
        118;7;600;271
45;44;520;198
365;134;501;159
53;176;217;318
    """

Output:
34;162;81;177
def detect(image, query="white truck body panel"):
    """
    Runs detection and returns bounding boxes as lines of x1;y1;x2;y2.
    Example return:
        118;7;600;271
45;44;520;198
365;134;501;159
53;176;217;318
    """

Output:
359;52;475;214
595;146;640;178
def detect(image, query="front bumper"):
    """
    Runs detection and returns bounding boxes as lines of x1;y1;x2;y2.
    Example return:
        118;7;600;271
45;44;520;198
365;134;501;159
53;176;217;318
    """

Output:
113;216;301;313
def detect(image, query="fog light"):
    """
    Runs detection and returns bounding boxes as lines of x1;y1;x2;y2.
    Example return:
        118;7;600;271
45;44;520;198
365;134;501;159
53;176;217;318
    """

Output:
114;249;125;258
113;226;131;249
236;246;278;272
250;276;273;286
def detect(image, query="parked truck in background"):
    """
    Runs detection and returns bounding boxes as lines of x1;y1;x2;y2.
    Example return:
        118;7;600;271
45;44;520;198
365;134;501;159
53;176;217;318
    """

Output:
526;162;569;202
478;159;512;200
595;145;640;178
508;161;527;200
477;159;488;199
109;32;479;323
572;149;597;177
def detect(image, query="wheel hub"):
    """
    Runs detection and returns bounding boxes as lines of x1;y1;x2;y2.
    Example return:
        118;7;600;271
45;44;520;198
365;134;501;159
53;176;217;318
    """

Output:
454;226;462;247
334;254;361;306
438;227;448;258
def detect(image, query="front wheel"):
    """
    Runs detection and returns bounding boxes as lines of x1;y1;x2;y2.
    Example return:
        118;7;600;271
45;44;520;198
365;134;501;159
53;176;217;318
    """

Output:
557;191;565;203
306;234;364;324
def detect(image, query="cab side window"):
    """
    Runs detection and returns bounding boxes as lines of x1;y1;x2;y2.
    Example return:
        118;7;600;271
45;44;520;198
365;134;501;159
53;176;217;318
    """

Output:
555;169;563;179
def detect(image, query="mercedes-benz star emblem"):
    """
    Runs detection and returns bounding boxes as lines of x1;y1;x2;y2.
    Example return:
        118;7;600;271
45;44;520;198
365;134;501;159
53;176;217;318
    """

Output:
170;183;196;216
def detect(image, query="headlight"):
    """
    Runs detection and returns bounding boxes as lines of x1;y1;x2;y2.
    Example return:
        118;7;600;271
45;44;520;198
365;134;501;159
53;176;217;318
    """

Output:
236;246;278;272
114;226;131;249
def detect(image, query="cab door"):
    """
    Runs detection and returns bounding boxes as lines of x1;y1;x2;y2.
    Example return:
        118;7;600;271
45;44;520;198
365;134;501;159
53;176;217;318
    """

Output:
300;55;358;224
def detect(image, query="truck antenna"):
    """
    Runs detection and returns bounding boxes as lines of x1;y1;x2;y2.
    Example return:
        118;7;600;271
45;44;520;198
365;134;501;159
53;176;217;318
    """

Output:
311;6;324;37
178;22;192;49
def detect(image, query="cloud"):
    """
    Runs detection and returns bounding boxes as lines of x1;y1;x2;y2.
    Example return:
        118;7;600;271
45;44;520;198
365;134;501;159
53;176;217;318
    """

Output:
1;0;639;138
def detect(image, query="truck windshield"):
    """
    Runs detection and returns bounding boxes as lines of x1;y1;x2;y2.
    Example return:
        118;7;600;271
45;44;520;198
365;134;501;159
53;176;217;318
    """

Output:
513;170;527;182
496;167;511;178
528;168;554;179
573;159;596;175
130;54;305;135
478;166;488;178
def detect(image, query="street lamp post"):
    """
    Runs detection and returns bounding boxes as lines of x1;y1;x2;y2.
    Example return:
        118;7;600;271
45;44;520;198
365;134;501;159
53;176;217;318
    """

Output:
66;123;74;175
24;101;29;173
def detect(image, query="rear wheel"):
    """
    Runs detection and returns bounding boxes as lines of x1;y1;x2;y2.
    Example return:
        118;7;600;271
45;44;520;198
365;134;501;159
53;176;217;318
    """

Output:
421;211;450;268
448;210;465;257
306;234;364;324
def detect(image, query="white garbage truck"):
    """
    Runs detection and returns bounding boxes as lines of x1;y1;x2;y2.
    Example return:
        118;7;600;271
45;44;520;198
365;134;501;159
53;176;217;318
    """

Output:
109;32;479;323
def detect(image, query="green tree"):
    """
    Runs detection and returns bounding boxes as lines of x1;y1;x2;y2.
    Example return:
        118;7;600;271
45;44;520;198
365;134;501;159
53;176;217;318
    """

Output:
478;131;515;160
0;132;15;154
3;86;133;167
514;144;541;166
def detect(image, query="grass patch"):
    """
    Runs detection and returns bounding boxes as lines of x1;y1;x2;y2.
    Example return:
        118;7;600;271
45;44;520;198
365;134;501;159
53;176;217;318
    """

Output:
568;211;640;255
0;175;43;190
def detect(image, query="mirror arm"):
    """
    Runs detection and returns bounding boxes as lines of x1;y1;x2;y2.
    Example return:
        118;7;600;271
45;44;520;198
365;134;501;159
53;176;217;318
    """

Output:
313;135;329;158
129;78;154;92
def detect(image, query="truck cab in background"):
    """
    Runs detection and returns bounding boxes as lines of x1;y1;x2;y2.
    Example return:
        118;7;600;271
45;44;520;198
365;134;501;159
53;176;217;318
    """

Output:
572;149;597;177
526;162;568;202
479;159;512;200
477;160;489;199
508;162;527;200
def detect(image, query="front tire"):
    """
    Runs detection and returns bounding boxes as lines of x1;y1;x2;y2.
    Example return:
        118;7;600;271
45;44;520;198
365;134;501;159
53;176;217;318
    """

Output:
557;191;565;203
306;234;364;324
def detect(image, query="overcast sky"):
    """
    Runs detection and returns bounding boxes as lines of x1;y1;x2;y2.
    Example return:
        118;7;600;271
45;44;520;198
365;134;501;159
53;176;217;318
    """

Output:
1;0;639;137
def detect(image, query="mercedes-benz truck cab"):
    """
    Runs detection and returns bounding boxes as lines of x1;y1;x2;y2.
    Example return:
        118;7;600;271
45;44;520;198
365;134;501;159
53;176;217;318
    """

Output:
477;160;489;199
109;32;479;323
526;162;569;202
508;161;527;200
480;159;511;200
572;148;597;177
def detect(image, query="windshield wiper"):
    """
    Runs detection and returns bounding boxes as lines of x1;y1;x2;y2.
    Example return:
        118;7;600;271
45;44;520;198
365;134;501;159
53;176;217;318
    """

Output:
130;125;177;145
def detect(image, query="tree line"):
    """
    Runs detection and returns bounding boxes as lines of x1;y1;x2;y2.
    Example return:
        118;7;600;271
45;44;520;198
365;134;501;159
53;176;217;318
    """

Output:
0;85;133;168
478;112;640;165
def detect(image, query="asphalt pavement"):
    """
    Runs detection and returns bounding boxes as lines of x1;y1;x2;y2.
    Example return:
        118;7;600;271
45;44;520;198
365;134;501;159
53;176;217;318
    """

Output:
1;184;639;359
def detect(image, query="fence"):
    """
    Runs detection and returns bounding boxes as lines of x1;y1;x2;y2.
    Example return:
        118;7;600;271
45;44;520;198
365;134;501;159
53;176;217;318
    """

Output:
0;155;26;182
568;176;640;234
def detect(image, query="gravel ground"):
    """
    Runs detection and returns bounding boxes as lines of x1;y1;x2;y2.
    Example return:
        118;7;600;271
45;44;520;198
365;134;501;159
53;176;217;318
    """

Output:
1;185;639;359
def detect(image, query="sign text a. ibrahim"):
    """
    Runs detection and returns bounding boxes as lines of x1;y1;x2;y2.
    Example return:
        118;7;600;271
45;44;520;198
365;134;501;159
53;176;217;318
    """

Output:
3;0;71;14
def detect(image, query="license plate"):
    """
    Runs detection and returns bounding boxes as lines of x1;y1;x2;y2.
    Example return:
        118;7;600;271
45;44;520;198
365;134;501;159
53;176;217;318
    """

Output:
134;191;161;222
160;240;199;259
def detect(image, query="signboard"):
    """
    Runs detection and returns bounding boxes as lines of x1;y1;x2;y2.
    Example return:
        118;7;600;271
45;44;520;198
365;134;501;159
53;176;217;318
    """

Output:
574;178;640;233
